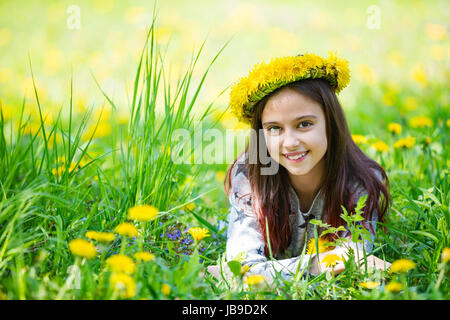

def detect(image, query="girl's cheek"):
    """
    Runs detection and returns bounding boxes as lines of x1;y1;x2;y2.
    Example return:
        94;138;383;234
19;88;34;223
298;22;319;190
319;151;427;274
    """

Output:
266;139;282;158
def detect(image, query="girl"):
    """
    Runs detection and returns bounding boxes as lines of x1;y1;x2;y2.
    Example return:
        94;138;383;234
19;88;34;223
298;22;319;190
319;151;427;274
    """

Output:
223;52;391;282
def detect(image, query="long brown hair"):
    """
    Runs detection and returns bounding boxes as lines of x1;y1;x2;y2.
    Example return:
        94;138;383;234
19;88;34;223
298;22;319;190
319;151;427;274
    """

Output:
225;78;390;257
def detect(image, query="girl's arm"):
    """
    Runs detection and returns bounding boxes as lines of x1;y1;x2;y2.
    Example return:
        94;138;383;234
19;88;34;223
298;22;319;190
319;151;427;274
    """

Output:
226;203;314;282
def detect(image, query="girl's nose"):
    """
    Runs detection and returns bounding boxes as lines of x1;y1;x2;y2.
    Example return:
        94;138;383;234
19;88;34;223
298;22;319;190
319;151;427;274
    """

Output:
283;131;301;150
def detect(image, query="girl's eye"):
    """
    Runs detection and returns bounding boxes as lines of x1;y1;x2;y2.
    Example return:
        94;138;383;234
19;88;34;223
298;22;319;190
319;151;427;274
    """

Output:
298;121;313;128
267;126;281;133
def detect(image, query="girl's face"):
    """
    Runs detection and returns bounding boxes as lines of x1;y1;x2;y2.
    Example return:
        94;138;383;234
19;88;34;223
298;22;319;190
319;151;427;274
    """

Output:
261;88;328;178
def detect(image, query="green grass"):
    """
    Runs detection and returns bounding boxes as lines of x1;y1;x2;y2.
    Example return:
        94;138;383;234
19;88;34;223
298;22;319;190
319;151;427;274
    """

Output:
0;14;449;300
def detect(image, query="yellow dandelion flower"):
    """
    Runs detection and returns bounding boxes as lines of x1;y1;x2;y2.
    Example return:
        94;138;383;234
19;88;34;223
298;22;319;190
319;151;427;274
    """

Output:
161;283;171;296
388;123;402;135
359;281;381;289
245;274;266;286
352;134;368;145
321;254;343;268
106;254;137;274
128;205;159;222
442;247;450;263
51;162;78;176
393;137;415;149
184;203;196;211
306;237;334;255
215;171;226;182
425;23;446;41
446;119;450;127
241;265;251;275
403;96;418;111
410;116;433;128
68;239;97;259
114;222;138;238
82;122;112;141
188;227;210;242
372;141;389;153
383;91;396;106
389;258;416;273
410;63;428;87
385;281;404;293
358;64;377;85
134;251;155;262
85;231;115;243
110;273;136;299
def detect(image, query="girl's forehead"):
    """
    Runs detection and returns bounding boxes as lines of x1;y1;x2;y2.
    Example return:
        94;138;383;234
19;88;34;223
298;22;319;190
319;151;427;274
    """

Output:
262;89;323;121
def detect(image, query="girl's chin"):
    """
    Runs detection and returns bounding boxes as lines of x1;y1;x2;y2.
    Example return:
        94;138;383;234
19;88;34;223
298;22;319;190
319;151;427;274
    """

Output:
281;162;311;176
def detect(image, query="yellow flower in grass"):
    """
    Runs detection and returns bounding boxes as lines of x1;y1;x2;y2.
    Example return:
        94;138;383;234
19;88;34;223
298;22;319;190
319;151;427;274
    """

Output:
106;254;136;274
442;247;450;263
385;281;404;293
410;63;428;88
134;251;155;262
128;205;159;222
161;283;171;296
425;23;446;41
388;123;402;135
403;97;418;111
241;265;251;275
184;203;196;211
446;119;450;128
85;231;115;243
371;141;389;153
410;116;432;128
215;171;226;182
359;281;381;289
114;222;138;238
245;274;266;286
188;227;210;242
69;239;97;259
352;134;368;145
321;254;343;268
306;237;334;255
394;137;415;149
110;273;136;299
82;122;112;141
52;163;78;176
389;258;416;274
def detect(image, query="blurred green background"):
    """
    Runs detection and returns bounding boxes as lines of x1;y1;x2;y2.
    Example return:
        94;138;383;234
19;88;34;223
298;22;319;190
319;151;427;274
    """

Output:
0;0;448;126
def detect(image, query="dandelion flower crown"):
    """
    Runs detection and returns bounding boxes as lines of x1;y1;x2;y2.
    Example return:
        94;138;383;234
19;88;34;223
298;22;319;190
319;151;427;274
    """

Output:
229;51;351;124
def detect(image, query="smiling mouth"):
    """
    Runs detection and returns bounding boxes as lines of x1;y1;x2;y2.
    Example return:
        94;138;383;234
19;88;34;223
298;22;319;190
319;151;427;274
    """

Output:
283;151;309;161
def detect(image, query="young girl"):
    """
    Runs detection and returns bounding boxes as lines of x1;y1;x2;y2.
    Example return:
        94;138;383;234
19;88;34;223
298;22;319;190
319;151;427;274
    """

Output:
223;52;391;282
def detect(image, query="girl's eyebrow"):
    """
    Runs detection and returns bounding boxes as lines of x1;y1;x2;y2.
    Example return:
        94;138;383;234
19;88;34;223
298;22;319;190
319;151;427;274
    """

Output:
262;115;317;127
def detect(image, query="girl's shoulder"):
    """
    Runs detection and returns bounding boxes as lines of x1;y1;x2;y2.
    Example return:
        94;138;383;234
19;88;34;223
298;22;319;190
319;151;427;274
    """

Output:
351;166;385;198
229;153;253;211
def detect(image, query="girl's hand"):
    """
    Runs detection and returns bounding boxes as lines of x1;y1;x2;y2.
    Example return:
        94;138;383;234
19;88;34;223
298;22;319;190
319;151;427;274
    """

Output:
309;248;346;276
308;247;392;275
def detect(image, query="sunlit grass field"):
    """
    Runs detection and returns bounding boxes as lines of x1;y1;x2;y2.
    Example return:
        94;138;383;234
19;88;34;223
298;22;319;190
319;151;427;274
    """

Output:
0;0;448;300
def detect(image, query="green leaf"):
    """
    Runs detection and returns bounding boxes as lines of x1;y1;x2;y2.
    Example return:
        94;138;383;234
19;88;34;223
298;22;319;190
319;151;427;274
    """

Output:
227;260;242;277
410;230;439;243
310;219;329;228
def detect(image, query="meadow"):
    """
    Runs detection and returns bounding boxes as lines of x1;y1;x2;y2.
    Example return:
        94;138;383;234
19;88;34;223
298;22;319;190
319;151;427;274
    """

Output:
0;0;448;300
